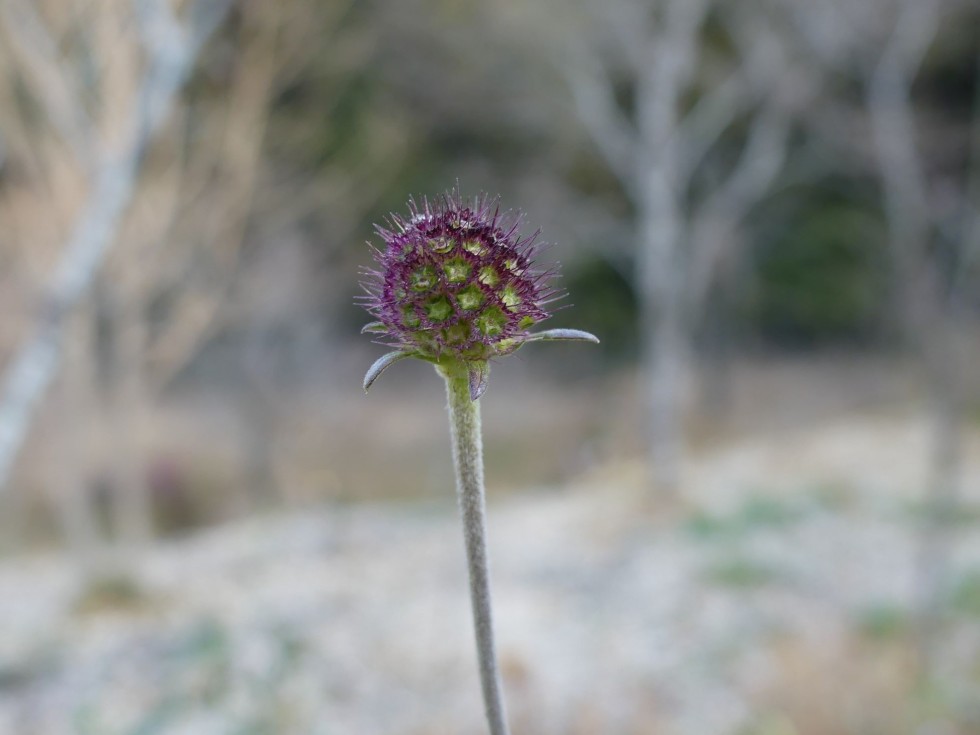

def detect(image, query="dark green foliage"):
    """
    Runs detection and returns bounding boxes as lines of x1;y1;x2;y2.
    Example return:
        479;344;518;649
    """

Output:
744;201;889;346
916;12;980;116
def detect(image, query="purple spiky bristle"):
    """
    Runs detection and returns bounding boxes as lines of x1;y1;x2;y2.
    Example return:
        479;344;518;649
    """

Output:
359;190;562;363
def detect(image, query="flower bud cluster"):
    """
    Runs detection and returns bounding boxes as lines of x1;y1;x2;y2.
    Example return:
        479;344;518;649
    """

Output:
361;192;559;362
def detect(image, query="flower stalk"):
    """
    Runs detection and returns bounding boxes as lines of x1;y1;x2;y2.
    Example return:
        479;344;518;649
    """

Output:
360;188;597;733
441;361;510;735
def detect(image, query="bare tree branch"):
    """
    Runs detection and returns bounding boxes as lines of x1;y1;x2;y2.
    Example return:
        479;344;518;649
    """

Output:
0;0;234;493
145;0;285;387
673;69;750;186
0;0;94;170
563;50;640;198
866;0;940;333
687;102;793;318
675;8;792;184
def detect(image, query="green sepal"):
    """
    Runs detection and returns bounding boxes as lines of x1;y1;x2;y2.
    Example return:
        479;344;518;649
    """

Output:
361;321;387;335
363;350;416;392
520;328;600;345
468;361;490;400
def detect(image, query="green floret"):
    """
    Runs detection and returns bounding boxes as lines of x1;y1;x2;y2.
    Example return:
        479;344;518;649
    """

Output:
463;239;487;256
443;257;472;283
425;294;453;322
427;236;455;254
478;265;499;287
501;283;522;310
442;323;471;345
401;304;421;327
456;285;485;311
476;306;507;337
411;265;437;291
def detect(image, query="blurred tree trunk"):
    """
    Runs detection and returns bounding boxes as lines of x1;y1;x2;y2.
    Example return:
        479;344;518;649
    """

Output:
241;336;282;511
697;258;740;423
0;0;234;498
145;0;284;391
109;284;154;547
864;0;963;662
51;303;104;577
559;0;802;492
634;0;700;494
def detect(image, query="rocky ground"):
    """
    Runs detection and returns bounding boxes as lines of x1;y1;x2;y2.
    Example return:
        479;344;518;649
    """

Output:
1;412;980;735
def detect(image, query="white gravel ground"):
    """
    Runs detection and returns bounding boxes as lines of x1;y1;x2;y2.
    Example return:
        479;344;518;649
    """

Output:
1;414;979;735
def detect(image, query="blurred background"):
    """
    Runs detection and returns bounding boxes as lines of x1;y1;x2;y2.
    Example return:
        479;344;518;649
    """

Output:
0;0;979;732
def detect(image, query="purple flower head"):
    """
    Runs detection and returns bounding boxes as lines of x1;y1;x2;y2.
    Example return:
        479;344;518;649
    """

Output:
360;189;598;399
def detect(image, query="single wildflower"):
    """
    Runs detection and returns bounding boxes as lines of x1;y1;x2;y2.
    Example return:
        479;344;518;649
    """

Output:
359;189;597;735
359;188;598;399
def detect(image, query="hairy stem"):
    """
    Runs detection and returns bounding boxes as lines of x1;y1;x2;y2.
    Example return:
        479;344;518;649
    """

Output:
443;368;510;735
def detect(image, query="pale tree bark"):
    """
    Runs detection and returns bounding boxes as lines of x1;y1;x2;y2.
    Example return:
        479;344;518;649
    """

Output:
144;0;285;390
0;0;234;500
0;0;393;545
138;0;401;516
558;0;807;492
862;0;969;661
687;60;797;418
102;0;284;540
784;0;977;669
633;0;706;494
50;303;105;576
109;283;155;547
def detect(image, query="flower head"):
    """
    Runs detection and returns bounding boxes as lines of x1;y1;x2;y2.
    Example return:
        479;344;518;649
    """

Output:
360;189;598;399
